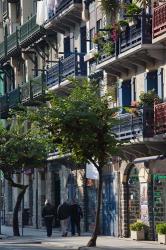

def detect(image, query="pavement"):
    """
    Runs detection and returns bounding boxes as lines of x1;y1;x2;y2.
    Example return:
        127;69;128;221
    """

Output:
0;225;165;249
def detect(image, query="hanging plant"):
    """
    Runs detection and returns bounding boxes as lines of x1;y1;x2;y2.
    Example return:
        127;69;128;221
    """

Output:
101;0;119;16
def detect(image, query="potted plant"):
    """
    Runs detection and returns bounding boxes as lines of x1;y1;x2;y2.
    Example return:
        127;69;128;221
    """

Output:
139;89;160;107
156;223;166;244
92;32;103;44
102;41;114;56
126;3;142;26
118;20;129;31
130;221;145;240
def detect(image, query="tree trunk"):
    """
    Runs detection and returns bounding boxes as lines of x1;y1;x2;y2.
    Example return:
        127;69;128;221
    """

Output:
87;168;103;247
13;185;28;236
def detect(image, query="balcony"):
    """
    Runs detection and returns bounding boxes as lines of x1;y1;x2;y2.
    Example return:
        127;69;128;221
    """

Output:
45;0;82;33
0;94;8;118
0;42;5;61
153;3;166;41
119;16;151;54
7;31;18;56
154;102;166;134
31;75;45;99
8;88;21;108
113;112;143;140
20;15;45;47
47;51;86;88
95;16;152;75
113;108;154;141
20;82;31;104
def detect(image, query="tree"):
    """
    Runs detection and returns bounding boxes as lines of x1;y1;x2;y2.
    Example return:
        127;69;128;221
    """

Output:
0;112;53;236
30;79;120;247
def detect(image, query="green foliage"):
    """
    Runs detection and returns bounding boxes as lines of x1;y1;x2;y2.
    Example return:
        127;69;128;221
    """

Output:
126;2;142;16
102;42;114;56
30;79;120;167
0;111;54;178
130;222;145;231
101;0;119;15
118;20;129;27
139;90;160;106
156;223;166;235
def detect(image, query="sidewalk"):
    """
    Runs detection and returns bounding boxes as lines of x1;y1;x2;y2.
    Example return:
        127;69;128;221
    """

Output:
0;225;165;249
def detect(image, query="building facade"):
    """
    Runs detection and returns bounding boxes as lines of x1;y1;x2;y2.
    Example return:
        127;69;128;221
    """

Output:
0;0;166;240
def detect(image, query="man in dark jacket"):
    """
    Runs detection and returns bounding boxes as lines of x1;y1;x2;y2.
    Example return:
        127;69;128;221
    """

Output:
70;200;83;236
42;200;55;237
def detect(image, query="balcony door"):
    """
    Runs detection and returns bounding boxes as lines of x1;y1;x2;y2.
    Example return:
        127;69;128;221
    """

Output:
64;36;70;58
122;80;131;107
147;70;158;93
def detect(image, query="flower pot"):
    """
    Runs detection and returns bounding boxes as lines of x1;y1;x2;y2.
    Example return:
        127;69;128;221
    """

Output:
130;230;145;240
120;26;127;32
129;19;137;27
158;234;166;244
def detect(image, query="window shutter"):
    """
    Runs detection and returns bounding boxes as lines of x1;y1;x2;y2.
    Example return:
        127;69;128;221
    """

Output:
157;67;164;100
144;72;147;92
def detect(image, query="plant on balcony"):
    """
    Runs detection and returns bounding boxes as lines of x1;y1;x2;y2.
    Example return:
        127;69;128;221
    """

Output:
156;223;166;244
125;2;142;25
101;0;119;16
93;51;100;61
126;2;142;16
92;32;103;44
139;90;160;107
118;20;129;31
102;41;114;56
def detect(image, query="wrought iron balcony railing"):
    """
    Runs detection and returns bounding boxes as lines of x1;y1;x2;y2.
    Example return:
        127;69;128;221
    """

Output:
119;15;152;54
154;102;166;134
112;107;154;141
153;3;166;39
7;31;18;54
112;112;143;140
47;50;86;87
19;15;42;45
8;88;20;108
31;75;45;99
0;94;8;118
55;0;82;16
20;82;31;104
0;42;5;59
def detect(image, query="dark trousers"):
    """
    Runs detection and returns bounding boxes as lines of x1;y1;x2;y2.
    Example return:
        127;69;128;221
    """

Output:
44;217;53;237
71;217;80;235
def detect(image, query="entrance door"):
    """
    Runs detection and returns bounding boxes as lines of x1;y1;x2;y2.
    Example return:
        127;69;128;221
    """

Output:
54;173;60;227
102;174;117;236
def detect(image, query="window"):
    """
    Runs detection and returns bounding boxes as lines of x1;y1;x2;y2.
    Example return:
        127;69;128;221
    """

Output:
89;28;95;50
96;19;102;32
8;184;13;212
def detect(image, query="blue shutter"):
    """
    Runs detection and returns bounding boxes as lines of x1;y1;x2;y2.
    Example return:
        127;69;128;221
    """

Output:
131;77;136;102
64;36;70;58
144;72;147;92
157;68;163;100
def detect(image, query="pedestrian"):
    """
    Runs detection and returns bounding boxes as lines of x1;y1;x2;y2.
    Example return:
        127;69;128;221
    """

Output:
57;201;71;237
70;199;83;236
42;199;55;237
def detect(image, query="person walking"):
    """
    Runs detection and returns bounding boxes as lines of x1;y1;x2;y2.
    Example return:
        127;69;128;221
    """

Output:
57;201;71;237
70;200;83;236
42;200;55;237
